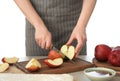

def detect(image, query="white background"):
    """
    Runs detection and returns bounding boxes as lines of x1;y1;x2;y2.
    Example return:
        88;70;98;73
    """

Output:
0;0;120;57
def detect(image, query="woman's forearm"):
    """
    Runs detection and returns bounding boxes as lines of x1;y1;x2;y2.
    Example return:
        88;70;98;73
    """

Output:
14;0;46;30
76;0;97;30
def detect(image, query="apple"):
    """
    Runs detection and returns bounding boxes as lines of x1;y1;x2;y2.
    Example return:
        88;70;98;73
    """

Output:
48;50;62;60
0;63;9;72
108;46;120;66
25;58;41;72
112;46;120;50
60;45;75;60
44;58;63;68
2;57;19;64
94;44;112;62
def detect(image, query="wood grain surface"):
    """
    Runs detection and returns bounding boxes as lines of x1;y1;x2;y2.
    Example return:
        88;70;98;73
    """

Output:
93;58;120;71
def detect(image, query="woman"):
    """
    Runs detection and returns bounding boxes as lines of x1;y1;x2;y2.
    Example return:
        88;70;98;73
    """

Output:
14;0;97;56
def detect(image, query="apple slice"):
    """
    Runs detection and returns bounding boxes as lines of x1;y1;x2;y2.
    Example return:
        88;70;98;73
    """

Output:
0;63;9;73
48;50;62;60
60;45;75;60
25;58;41;72
44;58;63;68
2;57;19;64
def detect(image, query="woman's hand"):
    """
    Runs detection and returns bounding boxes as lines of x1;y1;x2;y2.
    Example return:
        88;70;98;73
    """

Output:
35;27;52;49
14;0;53;50
66;0;96;57
66;26;87;57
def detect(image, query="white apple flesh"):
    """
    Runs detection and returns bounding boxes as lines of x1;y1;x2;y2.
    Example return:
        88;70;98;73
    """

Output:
25;58;41;72
2;57;19;64
44;58;63;68
0;63;9;72
60;45;75;60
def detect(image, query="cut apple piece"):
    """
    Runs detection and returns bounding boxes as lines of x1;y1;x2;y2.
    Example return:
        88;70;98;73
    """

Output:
44;58;63;68
48;50;62;60
60;45;75;60
0;63;9;73
2;57;19;64
25;58;41;72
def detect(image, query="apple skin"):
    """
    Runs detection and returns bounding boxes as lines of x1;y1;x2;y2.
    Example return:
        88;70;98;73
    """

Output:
26;65;41;72
48;50;62;60
108;47;120;66
112;46;120;51
94;44;112;62
44;58;63;68
44;59;58;68
2;58;6;63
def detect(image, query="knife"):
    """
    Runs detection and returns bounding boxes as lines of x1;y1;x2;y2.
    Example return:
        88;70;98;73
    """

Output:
50;44;59;52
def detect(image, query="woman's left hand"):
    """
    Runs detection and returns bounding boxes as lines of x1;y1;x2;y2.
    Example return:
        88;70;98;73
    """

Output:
66;26;87;57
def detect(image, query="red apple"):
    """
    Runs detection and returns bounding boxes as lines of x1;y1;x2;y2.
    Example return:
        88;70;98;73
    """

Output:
94;44;112;62
112;46;120;51
48;50;62;60
108;46;120;66
44;58;63;68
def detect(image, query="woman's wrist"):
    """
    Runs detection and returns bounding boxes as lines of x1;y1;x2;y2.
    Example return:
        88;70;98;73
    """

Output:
34;22;48;31
75;24;86;33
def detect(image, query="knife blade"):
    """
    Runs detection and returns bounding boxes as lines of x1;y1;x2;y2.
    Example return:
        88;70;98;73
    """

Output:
50;45;59;52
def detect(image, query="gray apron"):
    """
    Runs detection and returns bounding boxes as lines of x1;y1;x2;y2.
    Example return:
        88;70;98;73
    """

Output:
26;0;86;56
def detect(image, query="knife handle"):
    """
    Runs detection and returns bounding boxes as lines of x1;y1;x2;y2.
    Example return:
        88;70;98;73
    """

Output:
49;44;53;50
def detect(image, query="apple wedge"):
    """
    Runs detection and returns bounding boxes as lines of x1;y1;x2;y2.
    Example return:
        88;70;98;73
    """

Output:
2;57;19;64
60;45;75;60
25;58;41;72
0;63;9;73
44;58;63;68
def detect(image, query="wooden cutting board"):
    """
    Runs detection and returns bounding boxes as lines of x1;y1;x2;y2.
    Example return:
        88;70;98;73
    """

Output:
93;58;120;71
14;58;94;74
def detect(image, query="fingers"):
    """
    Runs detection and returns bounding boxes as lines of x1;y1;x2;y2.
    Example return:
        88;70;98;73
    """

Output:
75;38;86;57
41;41;46;49
35;38;52;50
35;39;41;47
34;27;52;50
38;40;52;49
75;43;83;57
66;36;74;46
45;40;52;49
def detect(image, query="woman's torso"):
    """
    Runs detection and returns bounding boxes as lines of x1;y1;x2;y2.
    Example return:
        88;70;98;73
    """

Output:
26;0;86;56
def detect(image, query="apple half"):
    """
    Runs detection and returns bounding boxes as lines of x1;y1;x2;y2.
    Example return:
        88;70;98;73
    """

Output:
44;58;63;68
25;58;41;72
2;57;19;64
0;63;9;72
60;45;75;60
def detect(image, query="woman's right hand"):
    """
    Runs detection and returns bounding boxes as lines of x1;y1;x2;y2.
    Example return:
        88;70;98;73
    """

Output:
35;27;52;50
14;0;52;49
